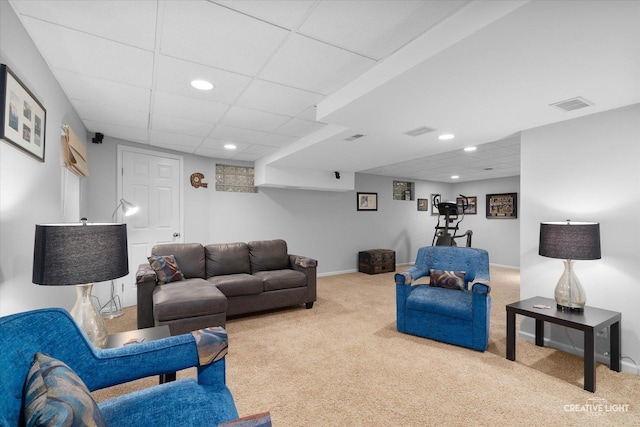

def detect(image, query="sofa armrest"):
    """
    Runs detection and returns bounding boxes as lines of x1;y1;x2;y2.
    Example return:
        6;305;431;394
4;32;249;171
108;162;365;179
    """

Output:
136;263;158;329
289;255;317;304
471;281;491;295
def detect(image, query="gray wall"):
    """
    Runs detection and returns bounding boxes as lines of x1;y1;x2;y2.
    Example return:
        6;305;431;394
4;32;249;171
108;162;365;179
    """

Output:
520;103;640;373
0;1;89;315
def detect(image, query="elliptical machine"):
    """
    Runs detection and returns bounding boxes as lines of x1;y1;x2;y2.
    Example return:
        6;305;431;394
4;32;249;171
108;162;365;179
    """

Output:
431;194;473;247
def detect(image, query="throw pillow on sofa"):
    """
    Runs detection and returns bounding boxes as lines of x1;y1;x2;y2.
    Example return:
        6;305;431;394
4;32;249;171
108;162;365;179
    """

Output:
23;352;107;427
429;269;466;291
148;254;185;284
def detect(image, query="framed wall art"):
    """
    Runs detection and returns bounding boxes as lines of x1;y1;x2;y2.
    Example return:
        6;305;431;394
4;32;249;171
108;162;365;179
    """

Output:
417;198;428;211
486;193;517;219
457;196;477;214
1;64;46;162
357;192;378;211
430;194;440;215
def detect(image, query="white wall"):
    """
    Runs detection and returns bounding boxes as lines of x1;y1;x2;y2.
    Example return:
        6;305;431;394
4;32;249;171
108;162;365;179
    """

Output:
0;1;88;315
521;104;640;373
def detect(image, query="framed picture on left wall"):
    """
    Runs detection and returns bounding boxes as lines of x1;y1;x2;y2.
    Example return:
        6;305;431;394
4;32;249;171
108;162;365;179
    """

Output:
0;64;46;162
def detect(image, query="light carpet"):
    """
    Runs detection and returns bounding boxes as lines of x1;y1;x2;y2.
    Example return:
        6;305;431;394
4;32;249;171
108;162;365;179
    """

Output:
94;266;639;426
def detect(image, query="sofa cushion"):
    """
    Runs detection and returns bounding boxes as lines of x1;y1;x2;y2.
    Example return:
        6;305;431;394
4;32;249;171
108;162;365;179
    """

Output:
205;243;251;277
148;255;184;285
208;274;263;297
24;352;107;427
248;239;289;272
253;270;306;292
429;269;466;291
153;279;226;321
152;243;205;279
406;285;473;321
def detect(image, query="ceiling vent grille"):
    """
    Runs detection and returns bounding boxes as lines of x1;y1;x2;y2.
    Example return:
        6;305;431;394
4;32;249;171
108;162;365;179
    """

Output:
550;97;593;112
344;134;365;141
404;126;436;137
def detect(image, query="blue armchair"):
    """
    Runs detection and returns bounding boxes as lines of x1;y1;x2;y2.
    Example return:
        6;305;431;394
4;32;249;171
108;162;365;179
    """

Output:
395;246;491;351
0;308;239;426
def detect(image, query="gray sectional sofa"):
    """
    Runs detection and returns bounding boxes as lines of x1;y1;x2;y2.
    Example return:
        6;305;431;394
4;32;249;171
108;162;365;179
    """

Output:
136;239;317;335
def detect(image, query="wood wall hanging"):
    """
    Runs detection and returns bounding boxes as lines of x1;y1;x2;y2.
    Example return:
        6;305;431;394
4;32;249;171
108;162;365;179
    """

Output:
190;172;208;188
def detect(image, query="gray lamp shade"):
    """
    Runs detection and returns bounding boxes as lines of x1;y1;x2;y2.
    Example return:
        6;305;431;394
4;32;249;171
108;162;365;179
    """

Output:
33;223;129;285
539;221;601;260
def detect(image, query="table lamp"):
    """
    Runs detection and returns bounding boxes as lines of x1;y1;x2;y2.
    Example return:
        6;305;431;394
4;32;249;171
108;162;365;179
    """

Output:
32;220;129;348
539;220;601;312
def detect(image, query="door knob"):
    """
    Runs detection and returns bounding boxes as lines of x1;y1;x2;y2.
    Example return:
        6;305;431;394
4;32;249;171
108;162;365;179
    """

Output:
173;232;180;238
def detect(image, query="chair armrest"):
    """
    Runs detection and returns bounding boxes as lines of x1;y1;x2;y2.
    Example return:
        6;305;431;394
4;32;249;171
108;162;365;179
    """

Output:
471;281;491;295
136;263;158;329
85;327;228;391
290;254;317;304
395;265;430;285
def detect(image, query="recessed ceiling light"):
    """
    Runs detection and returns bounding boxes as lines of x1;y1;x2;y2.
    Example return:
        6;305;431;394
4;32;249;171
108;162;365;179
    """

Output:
451;175;459;179
224;144;237;150
191;79;214;91
439;133;455;140
464;146;477;152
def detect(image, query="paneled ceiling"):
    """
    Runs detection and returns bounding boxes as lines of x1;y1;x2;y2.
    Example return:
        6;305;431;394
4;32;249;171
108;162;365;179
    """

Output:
8;0;640;184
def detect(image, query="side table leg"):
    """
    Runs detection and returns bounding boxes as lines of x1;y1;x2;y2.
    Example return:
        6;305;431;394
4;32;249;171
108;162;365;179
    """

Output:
506;309;516;361
610;321;621;372
584;329;596;392
535;319;544;346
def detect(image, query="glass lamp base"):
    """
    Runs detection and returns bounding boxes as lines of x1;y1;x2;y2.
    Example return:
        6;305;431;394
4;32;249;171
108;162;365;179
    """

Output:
70;283;108;348
554;259;586;313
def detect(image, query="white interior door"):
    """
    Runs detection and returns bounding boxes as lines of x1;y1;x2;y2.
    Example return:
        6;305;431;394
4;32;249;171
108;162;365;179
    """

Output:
117;145;183;307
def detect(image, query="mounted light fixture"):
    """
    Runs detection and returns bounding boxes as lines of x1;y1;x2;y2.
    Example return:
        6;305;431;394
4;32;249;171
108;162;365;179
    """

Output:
439;134;455;140
191;79;214;90
224;144;237;150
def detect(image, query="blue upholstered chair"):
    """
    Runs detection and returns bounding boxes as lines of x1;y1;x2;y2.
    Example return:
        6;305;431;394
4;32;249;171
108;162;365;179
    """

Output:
0;308;239;426
395;246;491;351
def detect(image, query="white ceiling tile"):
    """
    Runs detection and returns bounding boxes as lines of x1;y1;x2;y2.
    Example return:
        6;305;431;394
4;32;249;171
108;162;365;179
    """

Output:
210;125;267;144
298;1;471;59
82;120;150;144
9;0;158;50
240;144;279;156
222;106;291;133
154;55;252;105
71;100;149;129
275;118;326;138
260;34;375;94
193;147;236;159
149;130;203;149
214;0;316;29
237;80;324;117
153;91;229;123
150;114;215;137
296;106;319;121
257;133;298;148
160;1;289;75
55;69;151;113
20;16;153;88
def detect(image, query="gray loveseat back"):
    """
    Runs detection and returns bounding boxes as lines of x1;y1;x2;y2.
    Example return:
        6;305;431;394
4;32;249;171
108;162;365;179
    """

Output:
152;243;205;279
248;239;289;272
205;242;251;276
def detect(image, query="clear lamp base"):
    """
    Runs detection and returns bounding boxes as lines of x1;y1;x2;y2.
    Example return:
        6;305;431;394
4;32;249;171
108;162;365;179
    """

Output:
70;283;108;348
554;259;586;313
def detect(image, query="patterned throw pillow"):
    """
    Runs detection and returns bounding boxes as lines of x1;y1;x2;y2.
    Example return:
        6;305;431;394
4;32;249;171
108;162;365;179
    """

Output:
429;269;466;291
23;352;107;427
148;254;185;284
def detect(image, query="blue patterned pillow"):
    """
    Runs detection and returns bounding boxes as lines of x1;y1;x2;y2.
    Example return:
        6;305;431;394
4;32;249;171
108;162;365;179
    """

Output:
148;254;185;284
429;269;466;291
23;352;107;427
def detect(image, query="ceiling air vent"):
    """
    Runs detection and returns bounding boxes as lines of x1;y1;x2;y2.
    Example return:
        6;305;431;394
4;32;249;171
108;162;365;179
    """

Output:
404;126;436;137
550;97;593;112
344;134;365;141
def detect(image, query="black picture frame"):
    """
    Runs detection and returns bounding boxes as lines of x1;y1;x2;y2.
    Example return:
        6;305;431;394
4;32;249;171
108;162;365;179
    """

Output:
357;192;378;211
1;64;46;162
417;198;428;211
486;193;518;219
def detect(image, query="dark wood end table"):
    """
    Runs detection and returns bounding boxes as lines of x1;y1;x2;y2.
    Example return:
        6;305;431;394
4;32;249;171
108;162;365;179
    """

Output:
506;296;621;392
106;325;176;383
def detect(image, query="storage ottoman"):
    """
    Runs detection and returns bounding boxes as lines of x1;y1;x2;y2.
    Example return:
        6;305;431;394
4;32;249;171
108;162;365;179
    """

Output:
358;249;395;274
